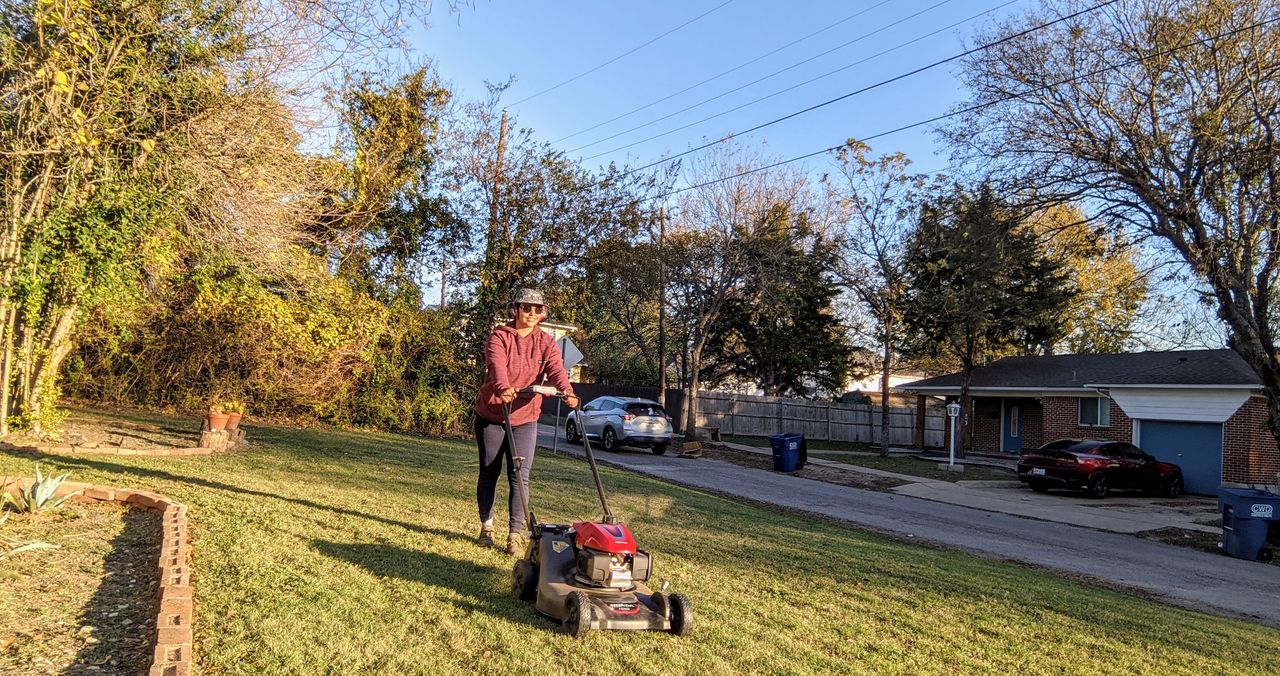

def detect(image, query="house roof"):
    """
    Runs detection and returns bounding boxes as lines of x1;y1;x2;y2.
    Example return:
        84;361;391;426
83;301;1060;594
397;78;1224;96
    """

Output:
899;349;1258;392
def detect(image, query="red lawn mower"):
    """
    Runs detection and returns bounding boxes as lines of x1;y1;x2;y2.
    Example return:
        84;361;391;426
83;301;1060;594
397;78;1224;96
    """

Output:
504;387;693;637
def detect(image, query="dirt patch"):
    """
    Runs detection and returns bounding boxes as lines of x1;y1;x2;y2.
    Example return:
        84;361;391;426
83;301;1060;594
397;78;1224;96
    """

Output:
5;409;199;452
1;501;162;674
697;446;908;492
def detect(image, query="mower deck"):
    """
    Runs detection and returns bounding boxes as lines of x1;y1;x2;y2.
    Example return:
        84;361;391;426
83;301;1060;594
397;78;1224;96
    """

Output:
513;524;691;636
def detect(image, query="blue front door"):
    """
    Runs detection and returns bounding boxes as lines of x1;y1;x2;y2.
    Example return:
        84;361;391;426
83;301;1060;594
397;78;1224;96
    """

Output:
1002;399;1023;453
1138;420;1223;495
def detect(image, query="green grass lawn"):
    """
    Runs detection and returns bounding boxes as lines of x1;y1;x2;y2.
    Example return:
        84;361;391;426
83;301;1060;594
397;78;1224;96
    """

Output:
808;453;1016;483
2;408;1277;674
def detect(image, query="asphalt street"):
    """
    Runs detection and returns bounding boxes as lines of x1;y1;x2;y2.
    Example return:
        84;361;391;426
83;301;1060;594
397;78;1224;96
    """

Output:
535;424;1280;628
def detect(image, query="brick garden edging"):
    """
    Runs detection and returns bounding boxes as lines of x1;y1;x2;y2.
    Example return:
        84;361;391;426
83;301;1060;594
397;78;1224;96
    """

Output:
0;479;195;676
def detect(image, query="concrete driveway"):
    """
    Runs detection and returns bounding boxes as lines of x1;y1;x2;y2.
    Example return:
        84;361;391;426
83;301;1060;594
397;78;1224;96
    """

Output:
892;478;1221;534
535;424;1280;628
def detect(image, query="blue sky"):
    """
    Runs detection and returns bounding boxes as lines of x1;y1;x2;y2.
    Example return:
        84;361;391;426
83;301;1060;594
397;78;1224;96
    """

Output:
407;0;1223;348
414;0;1035;180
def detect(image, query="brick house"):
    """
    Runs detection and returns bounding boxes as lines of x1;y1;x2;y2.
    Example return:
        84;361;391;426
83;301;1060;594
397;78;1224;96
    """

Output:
900;349;1280;495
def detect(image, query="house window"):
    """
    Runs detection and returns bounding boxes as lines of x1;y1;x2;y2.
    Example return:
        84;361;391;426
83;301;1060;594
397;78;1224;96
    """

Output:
1078;397;1111;427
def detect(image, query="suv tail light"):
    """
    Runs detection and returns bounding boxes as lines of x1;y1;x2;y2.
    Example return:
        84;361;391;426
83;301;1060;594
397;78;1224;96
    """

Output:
623;413;636;422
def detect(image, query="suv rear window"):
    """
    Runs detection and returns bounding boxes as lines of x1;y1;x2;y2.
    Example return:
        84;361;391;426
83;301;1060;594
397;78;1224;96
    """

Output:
626;403;666;417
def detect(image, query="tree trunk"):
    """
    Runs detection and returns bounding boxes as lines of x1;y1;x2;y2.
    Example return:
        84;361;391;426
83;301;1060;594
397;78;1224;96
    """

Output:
26;306;77;433
880;330;890;455
0;303;15;436
957;364;973;460
684;340;705;439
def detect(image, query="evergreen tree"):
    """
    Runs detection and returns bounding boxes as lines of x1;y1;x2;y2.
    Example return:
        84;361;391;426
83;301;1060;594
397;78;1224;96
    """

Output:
707;217;853;397
901;184;1074;456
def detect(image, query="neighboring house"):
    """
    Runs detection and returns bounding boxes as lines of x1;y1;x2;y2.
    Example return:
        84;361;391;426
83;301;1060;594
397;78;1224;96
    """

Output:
845;369;931;408
845;369;929;394
899;349;1280;495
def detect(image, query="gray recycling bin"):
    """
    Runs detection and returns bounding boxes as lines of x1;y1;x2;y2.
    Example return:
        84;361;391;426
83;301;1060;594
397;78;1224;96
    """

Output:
1218;488;1280;561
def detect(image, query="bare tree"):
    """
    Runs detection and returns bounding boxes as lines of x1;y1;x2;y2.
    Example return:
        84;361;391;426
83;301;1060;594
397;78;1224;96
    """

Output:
665;144;810;436
949;0;1280;444
825;141;939;455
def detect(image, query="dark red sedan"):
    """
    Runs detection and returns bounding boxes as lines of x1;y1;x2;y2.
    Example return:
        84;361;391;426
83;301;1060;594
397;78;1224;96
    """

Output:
1017;439;1184;499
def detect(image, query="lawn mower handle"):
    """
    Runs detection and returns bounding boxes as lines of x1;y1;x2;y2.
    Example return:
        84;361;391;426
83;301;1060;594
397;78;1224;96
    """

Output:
503;402;538;535
501;394;616;526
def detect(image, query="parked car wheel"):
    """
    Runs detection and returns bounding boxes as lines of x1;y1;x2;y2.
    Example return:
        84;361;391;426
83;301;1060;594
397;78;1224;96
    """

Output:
1162;475;1183;499
652;443;669;456
601;427;618;452
1086;472;1110;499
1029;481;1050;493
565;419;581;444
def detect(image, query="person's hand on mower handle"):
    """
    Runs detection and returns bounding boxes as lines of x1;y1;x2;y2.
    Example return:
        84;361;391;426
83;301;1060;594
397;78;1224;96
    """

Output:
499;387;518;404
565;393;580;409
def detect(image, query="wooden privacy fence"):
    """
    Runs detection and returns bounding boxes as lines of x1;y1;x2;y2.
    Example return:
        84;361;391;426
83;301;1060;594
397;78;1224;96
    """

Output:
542;384;946;447
694;391;946;447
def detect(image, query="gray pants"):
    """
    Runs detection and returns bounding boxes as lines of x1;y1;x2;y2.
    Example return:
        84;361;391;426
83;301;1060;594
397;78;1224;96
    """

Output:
475;415;537;534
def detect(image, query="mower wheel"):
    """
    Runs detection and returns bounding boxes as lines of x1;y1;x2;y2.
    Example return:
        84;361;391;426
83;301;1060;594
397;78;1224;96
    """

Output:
602;427;618;452
512;559;537;601
563;591;593;638
652;443;669;456
669;593;693;637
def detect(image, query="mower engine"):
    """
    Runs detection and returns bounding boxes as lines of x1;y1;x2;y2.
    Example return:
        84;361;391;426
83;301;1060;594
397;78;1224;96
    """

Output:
572;521;651;589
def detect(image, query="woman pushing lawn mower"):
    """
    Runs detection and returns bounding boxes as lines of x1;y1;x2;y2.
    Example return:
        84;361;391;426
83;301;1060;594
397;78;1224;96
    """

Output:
474;288;579;555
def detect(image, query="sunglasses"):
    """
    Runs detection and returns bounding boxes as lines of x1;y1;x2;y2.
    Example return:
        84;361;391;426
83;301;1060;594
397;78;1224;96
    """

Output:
518;303;545;314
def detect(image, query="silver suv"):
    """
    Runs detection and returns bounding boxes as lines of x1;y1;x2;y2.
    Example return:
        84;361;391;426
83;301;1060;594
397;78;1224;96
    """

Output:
565;397;673;455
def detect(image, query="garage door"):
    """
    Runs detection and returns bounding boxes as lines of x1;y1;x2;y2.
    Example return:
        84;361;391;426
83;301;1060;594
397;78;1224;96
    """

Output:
1139;421;1223;496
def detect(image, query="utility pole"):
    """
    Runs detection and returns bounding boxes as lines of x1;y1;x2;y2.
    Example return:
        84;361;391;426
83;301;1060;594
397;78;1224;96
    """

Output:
488;108;508;257
657;208;667;407
495;108;511;278
481;107;510;317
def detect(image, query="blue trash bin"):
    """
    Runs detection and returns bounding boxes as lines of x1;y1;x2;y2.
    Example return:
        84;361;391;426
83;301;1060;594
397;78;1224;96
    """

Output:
1218;488;1280;561
769;434;802;472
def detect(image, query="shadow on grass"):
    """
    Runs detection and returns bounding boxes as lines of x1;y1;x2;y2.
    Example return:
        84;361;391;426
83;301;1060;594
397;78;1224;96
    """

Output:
71;507;162;672
312;540;540;628
0;447;473;546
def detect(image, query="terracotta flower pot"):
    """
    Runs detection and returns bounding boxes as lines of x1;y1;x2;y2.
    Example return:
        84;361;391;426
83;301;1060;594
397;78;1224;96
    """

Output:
208;412;231;432
226;412;243;431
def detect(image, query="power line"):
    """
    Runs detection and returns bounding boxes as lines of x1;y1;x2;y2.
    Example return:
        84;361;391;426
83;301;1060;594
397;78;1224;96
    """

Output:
651;14;1280;202
618;0;1118;175
551;0;900;145
571;0;971;155
509;0;740;108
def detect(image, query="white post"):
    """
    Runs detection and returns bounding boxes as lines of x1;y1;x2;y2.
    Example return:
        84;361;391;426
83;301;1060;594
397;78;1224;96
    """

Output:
946;401;961;469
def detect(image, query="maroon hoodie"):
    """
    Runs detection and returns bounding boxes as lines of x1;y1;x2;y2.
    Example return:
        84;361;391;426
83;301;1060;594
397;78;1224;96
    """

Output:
475;323;575;426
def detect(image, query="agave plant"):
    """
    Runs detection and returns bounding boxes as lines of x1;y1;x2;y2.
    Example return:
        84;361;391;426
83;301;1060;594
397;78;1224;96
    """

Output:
0;539;60;560
1;463;80;514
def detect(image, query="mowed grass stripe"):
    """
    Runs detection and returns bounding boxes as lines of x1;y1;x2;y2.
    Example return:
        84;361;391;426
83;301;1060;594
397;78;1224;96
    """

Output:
1;408;1275;675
